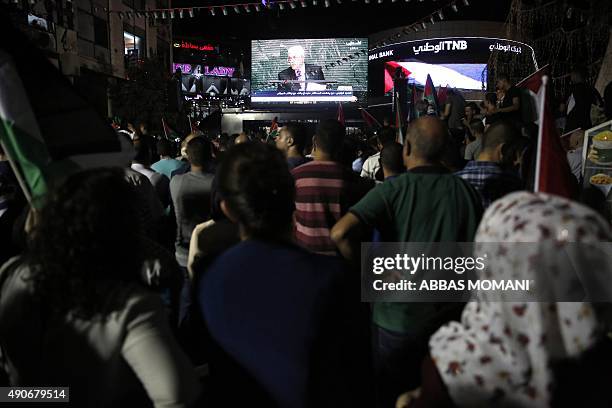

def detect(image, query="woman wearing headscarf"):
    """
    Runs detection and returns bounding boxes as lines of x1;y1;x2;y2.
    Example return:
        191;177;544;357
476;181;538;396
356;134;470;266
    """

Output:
398;191;612;408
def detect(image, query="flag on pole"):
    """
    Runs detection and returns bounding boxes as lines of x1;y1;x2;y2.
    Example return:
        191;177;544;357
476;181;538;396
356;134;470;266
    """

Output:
0;51;50;207
395;92;405;144
0;23;129;208
267;116;280;141
360;108;381;129
517;66;574;198
337;102;345;126
423;74;439;114
161;117;173;139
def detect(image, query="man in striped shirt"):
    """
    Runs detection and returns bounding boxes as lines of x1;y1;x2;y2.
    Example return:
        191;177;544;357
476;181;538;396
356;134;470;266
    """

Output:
292;119;374;255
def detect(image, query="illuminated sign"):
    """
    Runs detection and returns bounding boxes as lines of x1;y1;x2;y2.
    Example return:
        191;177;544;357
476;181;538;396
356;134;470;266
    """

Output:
368;37;535;68
173;63;236;77
173;40;216;52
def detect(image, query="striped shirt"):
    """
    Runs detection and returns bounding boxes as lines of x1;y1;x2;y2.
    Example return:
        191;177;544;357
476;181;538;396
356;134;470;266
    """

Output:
292;161;374;255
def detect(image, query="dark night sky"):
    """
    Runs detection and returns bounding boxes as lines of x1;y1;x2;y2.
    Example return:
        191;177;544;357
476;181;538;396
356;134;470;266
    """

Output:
173;0;511;41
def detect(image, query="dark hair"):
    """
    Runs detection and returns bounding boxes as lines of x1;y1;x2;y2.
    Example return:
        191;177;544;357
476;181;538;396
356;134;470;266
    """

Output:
157;139;173;157
482;121;519;152
27;168;143;318
466;102;481;114
217;143;295;240
469;119;485;136
377;127;396;147
283;122;309;152
186;137;211;167
380;142;405;175
133;141;152;165
314;119;345;158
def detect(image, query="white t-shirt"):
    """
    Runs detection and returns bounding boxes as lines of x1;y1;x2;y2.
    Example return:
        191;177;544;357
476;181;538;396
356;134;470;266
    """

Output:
360;152;381;180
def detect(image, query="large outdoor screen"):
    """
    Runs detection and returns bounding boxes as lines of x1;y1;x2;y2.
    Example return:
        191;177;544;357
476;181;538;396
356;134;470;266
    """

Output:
251;38;368;105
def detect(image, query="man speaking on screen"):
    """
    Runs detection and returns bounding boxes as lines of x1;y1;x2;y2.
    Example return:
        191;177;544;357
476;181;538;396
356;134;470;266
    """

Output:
277;45;325;91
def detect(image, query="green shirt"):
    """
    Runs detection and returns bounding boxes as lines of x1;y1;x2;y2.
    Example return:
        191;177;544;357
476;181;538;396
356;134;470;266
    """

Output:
350;166;483;333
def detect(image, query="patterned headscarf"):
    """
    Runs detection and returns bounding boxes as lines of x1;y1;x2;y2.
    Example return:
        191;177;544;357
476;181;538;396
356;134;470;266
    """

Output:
429;191;612;407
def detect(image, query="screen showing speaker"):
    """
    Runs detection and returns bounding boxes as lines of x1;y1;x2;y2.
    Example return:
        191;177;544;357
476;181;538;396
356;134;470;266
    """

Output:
251;38;368;105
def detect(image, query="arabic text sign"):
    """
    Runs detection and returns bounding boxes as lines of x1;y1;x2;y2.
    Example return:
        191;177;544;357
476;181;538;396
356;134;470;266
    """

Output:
368;37;527;62
173;40;216;52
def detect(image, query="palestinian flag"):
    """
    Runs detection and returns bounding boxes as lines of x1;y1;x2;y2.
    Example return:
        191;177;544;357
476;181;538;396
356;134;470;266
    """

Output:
0;50;50;207
517;66;574;198
423;74;439;114
268;116;280;140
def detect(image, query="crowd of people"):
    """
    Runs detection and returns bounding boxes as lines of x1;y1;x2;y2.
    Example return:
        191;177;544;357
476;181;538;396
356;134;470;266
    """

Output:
1;72;612;408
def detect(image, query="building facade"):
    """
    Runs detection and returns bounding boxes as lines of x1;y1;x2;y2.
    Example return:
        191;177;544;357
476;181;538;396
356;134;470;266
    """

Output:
6;0;172;117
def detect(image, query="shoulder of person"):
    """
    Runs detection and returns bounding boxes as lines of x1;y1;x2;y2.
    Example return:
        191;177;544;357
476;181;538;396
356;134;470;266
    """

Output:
0;256;29;295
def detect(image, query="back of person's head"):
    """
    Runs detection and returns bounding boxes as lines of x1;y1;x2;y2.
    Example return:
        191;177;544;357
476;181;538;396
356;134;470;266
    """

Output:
133;141;152;165
406;116;447;162
156;139;173;158
314;119;345;159
186;136;211;167
482;121;519;153
470;119;485;136
467;101;481;115
27;168;143;317
181;133;199;158
283;122;309;153
234;132;250;145
380;142;405;175
571;65;587;83
377;127;396;148
217;142;295;240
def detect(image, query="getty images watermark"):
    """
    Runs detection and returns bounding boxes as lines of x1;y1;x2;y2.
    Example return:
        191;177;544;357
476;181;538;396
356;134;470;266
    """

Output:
361;242;612;302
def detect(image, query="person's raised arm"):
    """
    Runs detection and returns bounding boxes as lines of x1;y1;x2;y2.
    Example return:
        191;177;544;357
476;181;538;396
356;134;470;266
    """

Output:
331;212;364;264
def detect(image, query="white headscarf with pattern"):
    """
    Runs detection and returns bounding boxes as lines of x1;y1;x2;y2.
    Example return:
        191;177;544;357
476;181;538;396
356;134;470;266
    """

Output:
429;191;612;407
